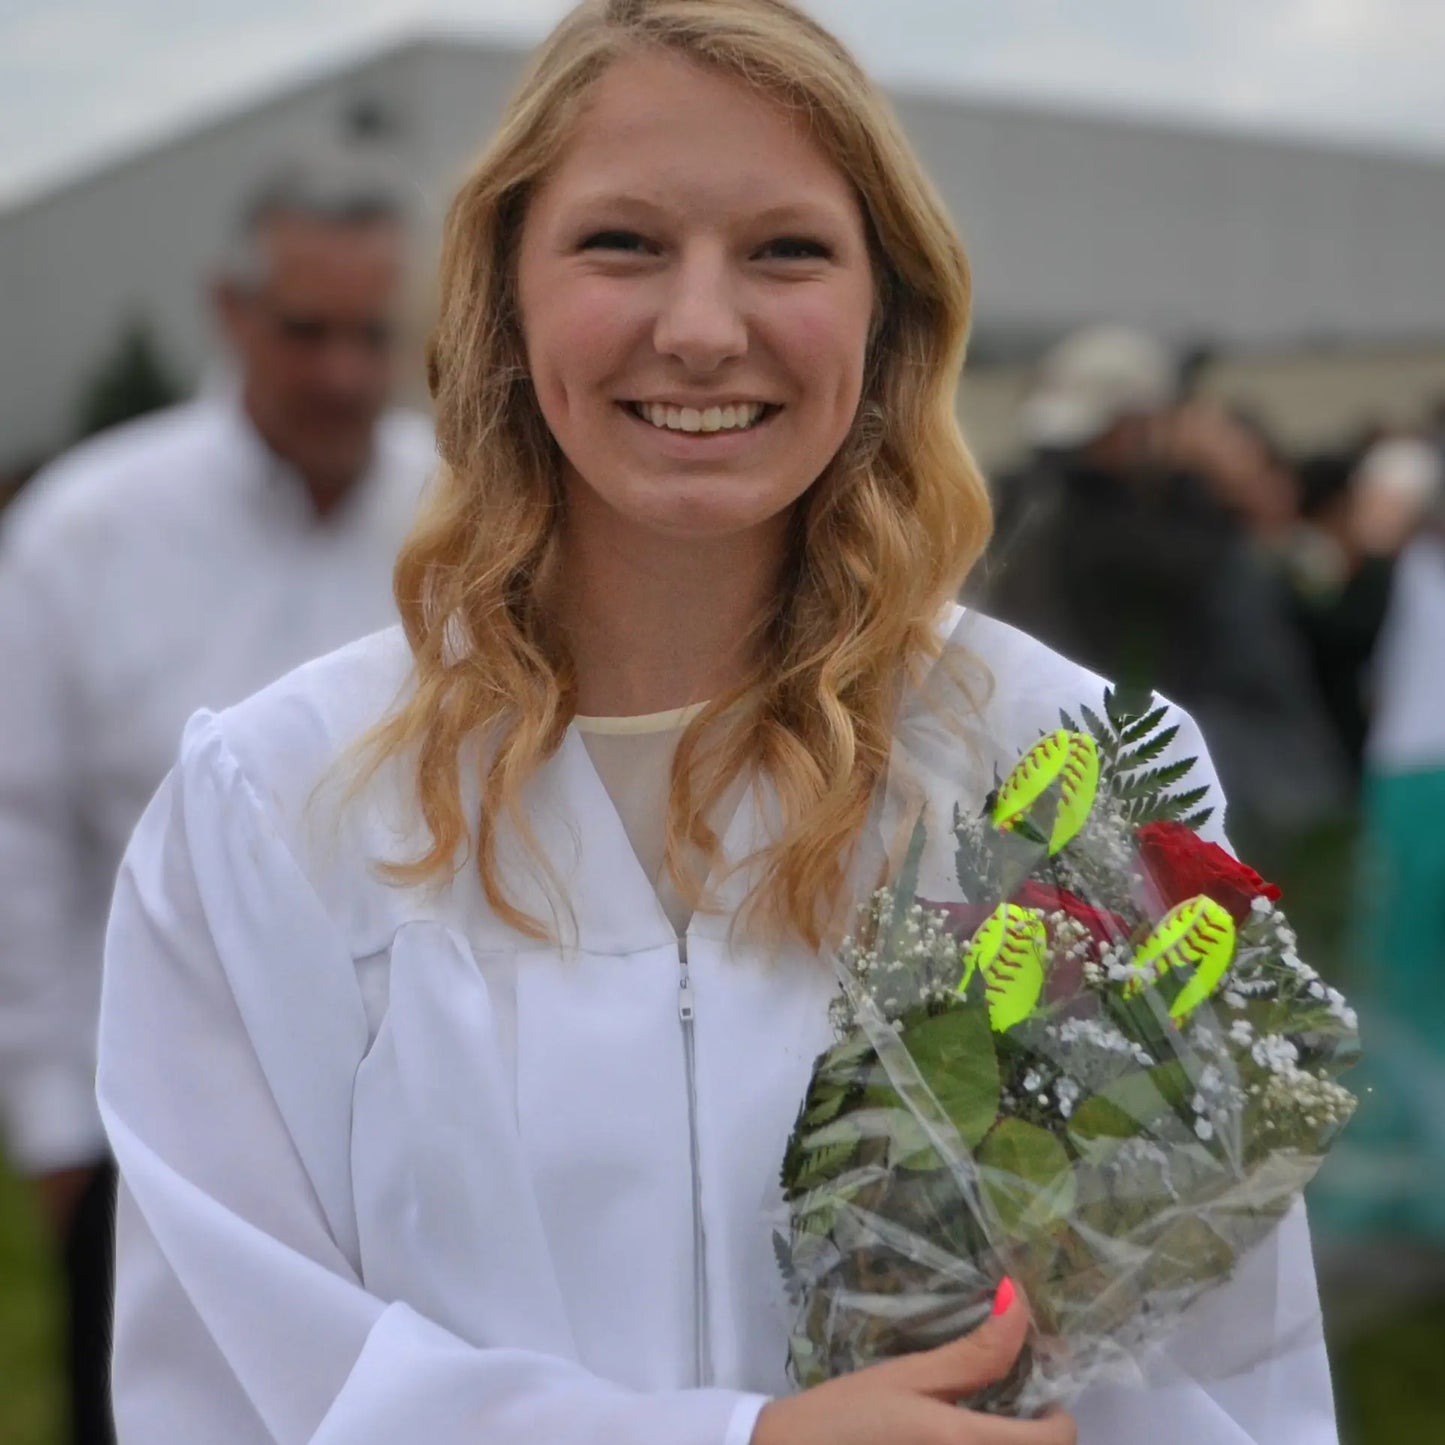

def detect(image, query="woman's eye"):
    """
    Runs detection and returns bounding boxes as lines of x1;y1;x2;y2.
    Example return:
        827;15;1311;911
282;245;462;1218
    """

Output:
579;229;651;253
760;237;833;261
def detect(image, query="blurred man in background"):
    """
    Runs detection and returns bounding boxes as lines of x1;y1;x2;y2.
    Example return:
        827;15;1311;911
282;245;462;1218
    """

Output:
980;324;1351;854
0;149;434;1444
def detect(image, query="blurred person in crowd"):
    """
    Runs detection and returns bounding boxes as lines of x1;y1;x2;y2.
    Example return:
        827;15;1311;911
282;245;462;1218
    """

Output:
1350;435;1443;559
1284;449;1391;777
1323;485;1445;1243
0;149;434;1444
1285;439;1443;775
1207;406;1303;547
981;324;1350;852
1427;395;1445;457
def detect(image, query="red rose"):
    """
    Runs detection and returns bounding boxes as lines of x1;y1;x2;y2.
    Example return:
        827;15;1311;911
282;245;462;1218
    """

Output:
924;884;1127;1005
1010;882;1129;1004
1136;820;1281;922
924;878;1127;947
1011;881;1128;947
927;886;1125;947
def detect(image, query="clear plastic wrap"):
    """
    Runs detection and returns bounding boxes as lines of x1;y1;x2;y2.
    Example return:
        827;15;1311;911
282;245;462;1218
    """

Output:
773;617;1361;1416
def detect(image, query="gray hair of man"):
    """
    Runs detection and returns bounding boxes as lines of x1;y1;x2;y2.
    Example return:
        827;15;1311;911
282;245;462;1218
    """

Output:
219;146;413;293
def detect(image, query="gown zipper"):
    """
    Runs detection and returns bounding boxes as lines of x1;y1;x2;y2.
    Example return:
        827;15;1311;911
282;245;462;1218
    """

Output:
677;935;712;1388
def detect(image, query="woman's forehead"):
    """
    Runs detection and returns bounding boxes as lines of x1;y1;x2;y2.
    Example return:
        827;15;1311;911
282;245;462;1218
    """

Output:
538;49;859;218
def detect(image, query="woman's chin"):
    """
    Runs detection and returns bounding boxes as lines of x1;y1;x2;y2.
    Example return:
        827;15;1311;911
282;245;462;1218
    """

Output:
630;494;797;545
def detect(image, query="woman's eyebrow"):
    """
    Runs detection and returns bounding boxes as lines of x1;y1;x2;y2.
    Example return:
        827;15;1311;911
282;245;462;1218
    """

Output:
561;191;851;231
560;191;670;220
747;201;851;230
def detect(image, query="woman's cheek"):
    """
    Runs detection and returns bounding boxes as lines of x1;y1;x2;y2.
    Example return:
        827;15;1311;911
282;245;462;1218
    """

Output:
769;290;871;396
557;280;652;379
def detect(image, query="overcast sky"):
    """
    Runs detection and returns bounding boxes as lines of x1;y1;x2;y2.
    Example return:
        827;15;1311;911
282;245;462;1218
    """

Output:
5;0;1445;206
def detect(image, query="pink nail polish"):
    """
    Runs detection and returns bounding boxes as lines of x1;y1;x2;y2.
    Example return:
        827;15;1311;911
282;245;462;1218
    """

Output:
992;1277;1016;1317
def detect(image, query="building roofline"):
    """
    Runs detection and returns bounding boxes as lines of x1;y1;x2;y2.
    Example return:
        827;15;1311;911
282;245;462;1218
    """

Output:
4;27;1444;221
0;31;526;219
890;71;1445;172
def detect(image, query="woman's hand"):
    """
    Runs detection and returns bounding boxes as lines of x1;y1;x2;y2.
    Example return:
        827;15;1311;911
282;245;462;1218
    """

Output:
750;1281;1075;1445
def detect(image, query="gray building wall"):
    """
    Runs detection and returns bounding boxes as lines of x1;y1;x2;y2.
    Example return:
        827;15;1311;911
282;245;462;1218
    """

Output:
0;43;468;472
891;91;1420;350
3;35;1444;471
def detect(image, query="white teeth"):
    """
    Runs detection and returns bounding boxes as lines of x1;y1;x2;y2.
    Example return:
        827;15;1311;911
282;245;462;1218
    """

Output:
638;402;766;433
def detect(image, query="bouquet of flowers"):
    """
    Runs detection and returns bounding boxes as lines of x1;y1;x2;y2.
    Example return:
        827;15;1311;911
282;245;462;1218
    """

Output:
774;684;1360;1415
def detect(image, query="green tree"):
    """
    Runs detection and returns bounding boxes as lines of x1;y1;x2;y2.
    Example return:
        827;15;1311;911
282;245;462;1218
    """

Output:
73;318;182;440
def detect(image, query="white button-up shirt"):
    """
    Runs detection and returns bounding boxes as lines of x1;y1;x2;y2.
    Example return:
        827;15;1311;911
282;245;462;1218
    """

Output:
0;394;435;1172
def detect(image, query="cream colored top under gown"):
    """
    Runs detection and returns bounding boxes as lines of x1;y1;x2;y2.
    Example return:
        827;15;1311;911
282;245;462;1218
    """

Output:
575;702;711;936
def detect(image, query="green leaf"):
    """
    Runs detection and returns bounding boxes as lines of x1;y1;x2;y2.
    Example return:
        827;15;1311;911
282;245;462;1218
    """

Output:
898;814;927;890
1103;687;1134;730
1082;1061;1195;1138
1120;705;1170;745
1079;704;1110;743
1167;785;1212;812
889;1005;1002;1148
977;1116;1077;1234
1007;815;1051;849
773;1230;802;1306
790;1185;841;1236
788;1134;862;1192
1115;728;1183;772
1115;763;1191;800
1117;759;1195;797
783;1037;873;1192
815;1030;876;1079
1144;784;1213;823
882;816;928;954
887;1109;950;1172
1066;1093;1141;1147
1153;758;1195;788
802;1085;849;1128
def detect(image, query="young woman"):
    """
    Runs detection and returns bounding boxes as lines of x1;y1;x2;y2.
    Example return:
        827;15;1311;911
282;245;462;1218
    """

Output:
97;2;1339;1441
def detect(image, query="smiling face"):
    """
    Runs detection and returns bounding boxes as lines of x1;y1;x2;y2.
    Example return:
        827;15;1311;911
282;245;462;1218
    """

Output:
515;49;877;546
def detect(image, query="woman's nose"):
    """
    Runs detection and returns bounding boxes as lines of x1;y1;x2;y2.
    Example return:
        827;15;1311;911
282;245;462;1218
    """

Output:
652;249;748;373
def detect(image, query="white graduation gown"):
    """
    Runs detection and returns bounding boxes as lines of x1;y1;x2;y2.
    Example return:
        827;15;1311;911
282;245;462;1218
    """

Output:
97;612;1341;1444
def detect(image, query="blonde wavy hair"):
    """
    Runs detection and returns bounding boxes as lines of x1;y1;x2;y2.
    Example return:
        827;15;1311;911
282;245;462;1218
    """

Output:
365;0;992;947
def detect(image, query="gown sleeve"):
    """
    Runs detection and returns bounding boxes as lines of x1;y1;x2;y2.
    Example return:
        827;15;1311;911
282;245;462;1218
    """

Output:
97;713;768;1445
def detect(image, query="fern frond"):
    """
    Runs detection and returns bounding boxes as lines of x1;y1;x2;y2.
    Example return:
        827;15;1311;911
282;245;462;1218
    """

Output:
1080;704;1109;742
1120;706;1170;744
1165;785;1212;814
1115;726;1182;772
